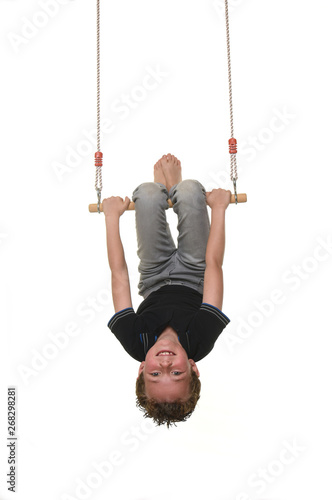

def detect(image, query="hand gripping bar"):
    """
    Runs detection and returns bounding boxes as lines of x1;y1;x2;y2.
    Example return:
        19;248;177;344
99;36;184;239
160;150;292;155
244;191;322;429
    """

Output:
88;193;247;213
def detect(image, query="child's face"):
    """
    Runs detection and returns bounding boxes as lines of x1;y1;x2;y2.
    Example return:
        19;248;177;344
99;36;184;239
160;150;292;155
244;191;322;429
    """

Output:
137;328;200;403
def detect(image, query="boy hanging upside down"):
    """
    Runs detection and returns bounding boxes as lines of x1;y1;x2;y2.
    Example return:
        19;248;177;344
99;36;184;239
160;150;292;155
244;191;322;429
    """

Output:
103;154;231;428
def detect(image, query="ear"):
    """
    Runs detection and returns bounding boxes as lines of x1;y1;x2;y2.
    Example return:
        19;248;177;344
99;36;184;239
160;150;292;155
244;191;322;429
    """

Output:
189;359;200;378
137;361;145;380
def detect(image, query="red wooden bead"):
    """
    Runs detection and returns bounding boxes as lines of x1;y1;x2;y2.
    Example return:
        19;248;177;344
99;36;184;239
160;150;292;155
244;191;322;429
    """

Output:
228;138;237;154
95;151;103;167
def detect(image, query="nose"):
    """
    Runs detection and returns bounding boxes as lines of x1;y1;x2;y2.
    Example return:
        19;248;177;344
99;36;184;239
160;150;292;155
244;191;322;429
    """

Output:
159;358;173;366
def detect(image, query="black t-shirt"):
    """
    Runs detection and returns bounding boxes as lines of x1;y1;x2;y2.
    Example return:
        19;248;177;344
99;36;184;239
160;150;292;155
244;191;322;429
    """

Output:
107;285;230;362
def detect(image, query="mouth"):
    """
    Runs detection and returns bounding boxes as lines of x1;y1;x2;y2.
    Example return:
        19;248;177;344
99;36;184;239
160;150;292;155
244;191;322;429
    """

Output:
156;350;176;356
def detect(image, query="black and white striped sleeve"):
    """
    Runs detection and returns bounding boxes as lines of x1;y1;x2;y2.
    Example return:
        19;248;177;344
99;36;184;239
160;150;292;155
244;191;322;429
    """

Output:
200;303;230;329
107;308;143;361
187;303;230;362
108;308;136;332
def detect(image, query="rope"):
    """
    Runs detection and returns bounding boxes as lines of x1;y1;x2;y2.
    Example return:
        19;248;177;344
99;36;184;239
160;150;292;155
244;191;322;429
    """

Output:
224;0;238;183
93;0;238;207
95;0;102;207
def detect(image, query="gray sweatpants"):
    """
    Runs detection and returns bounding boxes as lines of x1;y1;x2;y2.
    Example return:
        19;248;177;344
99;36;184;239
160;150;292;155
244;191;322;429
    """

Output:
132;180;210;299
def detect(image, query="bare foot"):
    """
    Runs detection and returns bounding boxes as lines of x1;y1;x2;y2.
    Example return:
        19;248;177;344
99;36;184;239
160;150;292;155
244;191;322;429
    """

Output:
154;160;167;186
160;154;182;192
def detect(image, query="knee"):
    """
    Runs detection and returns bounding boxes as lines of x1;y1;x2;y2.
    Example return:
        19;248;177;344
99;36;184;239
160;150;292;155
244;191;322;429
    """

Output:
133;182;168;206
177;179;205;194
134;182;157;196
174;180;206;204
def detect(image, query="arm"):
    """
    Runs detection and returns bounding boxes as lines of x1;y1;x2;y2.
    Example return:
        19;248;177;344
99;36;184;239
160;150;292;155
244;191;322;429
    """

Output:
103;197;133;313
202;189;231;310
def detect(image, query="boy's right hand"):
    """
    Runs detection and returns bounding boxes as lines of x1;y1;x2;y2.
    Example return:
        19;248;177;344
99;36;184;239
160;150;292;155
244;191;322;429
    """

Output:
206;189;231;210
102;196;131;217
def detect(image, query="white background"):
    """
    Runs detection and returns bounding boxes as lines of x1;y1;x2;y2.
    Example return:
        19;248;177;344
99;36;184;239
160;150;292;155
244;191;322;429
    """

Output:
0;0;331;499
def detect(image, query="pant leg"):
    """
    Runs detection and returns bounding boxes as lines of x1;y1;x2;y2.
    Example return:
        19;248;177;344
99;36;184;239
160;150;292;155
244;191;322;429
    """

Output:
132;182;176;276
169;180;210;272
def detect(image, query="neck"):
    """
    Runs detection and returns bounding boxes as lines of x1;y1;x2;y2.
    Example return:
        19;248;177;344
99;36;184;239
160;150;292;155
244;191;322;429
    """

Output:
157;326;179;343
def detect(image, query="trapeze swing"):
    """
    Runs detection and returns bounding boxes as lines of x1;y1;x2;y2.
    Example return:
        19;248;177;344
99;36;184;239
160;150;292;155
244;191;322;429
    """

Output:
89;0;247;214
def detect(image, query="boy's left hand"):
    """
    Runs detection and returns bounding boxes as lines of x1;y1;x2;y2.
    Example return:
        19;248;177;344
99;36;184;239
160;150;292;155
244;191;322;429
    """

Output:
206;189;231;210
102;196;131;217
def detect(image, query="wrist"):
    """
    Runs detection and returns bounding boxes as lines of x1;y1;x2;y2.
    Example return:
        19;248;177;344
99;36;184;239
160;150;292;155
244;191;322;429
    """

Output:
105;212;120;221
211;205;227;214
